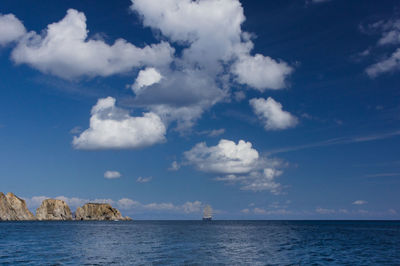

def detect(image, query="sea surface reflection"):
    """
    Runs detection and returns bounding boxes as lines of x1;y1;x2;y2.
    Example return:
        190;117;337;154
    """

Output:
0;220;399;264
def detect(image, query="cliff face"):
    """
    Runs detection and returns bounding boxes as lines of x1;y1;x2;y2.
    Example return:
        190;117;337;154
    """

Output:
0;192;36;220
36;199;72;220
75;203;131;221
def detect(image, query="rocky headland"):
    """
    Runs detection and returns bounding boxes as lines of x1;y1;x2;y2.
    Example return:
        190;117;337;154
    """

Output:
0;192;131;221
75;203;131;221
0;192;36;220
36;199;73;220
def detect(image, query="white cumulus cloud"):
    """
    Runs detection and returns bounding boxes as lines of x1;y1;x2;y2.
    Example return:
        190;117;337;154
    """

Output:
131;0;292;90
250;97;298;130
11;9;174;79
184;139;284;193
240;168;282;192
185;139;260;174
104;171;121;179
129;0;294;131
232;54;293;91
4;1;296;136
0;13;26;46
73;97;166;149
132;67;163;95
131;0;246;67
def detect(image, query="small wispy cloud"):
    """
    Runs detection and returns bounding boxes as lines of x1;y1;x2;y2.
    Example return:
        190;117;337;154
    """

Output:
241;208;250;214
197;128;225;137
315;207;336;214
234;91;246;102
306;0;331;5
353;200;367;205
365;173;400;178
69;126;82;134
104;171;121;179
311;0;331;3
168;161;180;171
268;130;400;154
136;176;152;183
361;17;400;77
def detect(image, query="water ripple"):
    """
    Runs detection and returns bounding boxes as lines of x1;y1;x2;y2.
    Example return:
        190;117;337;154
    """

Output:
0;221;399;265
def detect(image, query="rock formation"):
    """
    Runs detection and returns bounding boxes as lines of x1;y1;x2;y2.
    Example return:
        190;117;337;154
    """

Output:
0;192;36;220
36;199;72;220
0;192;132;221
75;203;131;221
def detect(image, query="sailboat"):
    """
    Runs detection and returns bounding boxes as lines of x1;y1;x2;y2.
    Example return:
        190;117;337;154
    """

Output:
202;205;212;221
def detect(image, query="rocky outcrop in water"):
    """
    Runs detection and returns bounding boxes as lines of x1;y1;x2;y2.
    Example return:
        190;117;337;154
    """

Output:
0;192;36;220
75;203;131;221
36;199;72;220
0;192;132;221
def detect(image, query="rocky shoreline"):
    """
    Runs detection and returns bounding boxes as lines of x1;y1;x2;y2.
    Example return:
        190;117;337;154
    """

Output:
0;192;131;221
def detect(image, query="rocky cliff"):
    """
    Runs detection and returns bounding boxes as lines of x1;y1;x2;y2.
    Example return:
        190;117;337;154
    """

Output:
36;199;72;220
0;192;36;220
0;193;132;221
75;203;131;221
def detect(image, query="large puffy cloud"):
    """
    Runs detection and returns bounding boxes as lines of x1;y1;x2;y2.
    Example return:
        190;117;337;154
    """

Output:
131;0;292;87
73;97;166;149
250;97;298;130
5;2;296;138
0;13;26;46
11;9;174;79
184;139;284;193
131;68;228;130
185;139;260;174
131;0;246;68
129;0;294;130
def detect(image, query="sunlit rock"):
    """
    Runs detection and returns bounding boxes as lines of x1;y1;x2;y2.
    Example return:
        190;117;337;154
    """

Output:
75;203;131;221
36;199;72;220
0;192;36;220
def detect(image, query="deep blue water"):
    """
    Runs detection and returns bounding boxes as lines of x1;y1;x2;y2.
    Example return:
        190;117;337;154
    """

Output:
0;221;399;265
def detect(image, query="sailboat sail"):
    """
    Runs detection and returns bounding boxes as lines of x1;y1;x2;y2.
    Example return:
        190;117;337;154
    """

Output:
203;205;212;220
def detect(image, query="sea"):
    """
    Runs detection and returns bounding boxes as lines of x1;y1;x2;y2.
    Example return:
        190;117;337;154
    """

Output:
0;220;399;265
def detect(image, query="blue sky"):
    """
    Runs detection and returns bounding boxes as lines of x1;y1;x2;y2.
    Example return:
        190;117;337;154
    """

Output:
0;0;399;219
